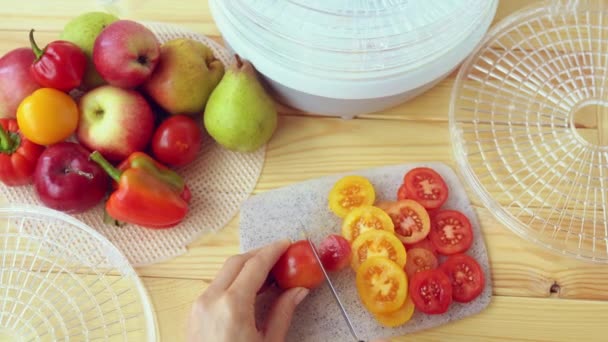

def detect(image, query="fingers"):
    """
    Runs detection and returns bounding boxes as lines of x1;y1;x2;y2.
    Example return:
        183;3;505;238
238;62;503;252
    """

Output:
207;246;262;293
263;287;309;342
229;239;291;298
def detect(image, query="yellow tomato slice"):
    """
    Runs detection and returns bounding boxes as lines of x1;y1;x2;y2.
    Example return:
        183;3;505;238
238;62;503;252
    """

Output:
351;230;406;270
341;205;395;243
328;175;376;218
356;257;408;314
374;295;415;327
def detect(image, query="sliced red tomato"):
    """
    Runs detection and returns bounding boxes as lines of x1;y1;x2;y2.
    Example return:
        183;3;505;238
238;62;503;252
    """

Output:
403;167;448;210
397;183;407;200
351;230;407;270
341;205;394;243
356;257;408;314
409;269;452;314
318;234;352;272
383;200;430;244
404;248;439;279
374;295;415;327
328;175;376;218
440;254;485;303
429;210;473;255
404;237;438;256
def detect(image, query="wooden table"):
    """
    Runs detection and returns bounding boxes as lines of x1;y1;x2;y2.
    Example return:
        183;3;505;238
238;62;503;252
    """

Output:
3;1;608;341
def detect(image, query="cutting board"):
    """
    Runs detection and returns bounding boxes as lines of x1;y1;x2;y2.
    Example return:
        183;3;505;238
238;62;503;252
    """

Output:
239;162;492;341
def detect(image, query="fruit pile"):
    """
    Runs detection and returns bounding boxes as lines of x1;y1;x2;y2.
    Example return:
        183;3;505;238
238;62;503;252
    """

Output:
268;167;486;329
0;12;278;228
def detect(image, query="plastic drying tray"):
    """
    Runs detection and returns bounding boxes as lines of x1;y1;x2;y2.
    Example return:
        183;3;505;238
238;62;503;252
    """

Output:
450;0;608;262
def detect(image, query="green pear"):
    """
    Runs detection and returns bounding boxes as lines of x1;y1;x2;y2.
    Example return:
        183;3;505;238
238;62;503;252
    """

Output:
60;11;119;89
143;38;224;115
204;56;278;152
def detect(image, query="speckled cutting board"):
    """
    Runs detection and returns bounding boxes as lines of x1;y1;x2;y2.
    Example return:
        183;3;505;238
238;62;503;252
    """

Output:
239;162;492;341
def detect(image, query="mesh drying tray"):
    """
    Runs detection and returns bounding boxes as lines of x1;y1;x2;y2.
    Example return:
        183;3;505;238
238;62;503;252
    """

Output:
0;205;157;341
450;0;608;262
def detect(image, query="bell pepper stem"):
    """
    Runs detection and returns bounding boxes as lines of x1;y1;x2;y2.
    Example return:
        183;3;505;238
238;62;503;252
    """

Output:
0;124;12;152
90;151;121;182
129;155;185;191
29;29;44;60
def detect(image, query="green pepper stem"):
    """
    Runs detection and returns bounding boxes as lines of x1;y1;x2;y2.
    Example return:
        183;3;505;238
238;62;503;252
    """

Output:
90;151;121;182
0;124;12;152
130;156;185;191
29;29;44;60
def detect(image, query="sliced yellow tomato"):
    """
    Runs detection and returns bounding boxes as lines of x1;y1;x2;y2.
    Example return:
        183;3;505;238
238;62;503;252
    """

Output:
328;175;376;218
351;230;407;270
355;257;408;314
341;205;395;243
374;295;415;327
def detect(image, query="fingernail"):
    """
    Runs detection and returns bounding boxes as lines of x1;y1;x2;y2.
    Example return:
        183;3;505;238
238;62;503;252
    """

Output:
294;288;309;305
276;238;291;246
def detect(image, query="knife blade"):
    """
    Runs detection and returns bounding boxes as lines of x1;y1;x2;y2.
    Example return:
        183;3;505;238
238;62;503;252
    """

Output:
302;231;364;342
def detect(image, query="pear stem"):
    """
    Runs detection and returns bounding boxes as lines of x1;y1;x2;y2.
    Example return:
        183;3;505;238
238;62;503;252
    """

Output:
234;54;243;68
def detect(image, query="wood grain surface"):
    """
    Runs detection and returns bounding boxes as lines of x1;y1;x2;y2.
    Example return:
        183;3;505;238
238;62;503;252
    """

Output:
1;0;608;341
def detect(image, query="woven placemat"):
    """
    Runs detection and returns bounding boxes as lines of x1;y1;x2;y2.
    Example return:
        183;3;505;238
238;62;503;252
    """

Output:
1;22;265;266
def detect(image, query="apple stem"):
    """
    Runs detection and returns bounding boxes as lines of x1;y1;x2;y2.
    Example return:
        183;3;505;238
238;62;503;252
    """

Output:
90;151;121;182
29;29;44;60
69;169;94;180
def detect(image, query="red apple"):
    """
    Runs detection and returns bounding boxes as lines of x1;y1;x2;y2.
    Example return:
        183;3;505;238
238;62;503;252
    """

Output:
93;20;159;88
34;142;109;213
0;48;41;118
77;85;155;162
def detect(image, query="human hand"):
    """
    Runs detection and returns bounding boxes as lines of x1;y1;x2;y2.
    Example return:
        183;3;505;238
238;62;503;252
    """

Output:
187;239;309;342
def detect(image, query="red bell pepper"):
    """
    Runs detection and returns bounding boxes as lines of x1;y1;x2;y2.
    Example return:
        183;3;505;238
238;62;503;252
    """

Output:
29;29;87;91
0;118;45;186
90;151;190;228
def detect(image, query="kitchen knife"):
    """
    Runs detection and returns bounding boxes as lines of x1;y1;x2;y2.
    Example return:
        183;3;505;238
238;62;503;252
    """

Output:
303;232;364;342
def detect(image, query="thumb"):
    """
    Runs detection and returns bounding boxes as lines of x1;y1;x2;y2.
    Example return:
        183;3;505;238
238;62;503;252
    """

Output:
263;287;309;342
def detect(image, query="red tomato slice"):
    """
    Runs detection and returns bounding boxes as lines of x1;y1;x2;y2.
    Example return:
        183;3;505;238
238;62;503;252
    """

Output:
383;200;430;244
409;269;452;314
404;248;439;279
440;254;485;303
403;167;448;210
404;237;438;257
429;210;473;255
397;183;407;200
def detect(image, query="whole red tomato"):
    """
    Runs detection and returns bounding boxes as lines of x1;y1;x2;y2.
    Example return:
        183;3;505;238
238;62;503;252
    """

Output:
151;115;202;167
271;240;324;290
